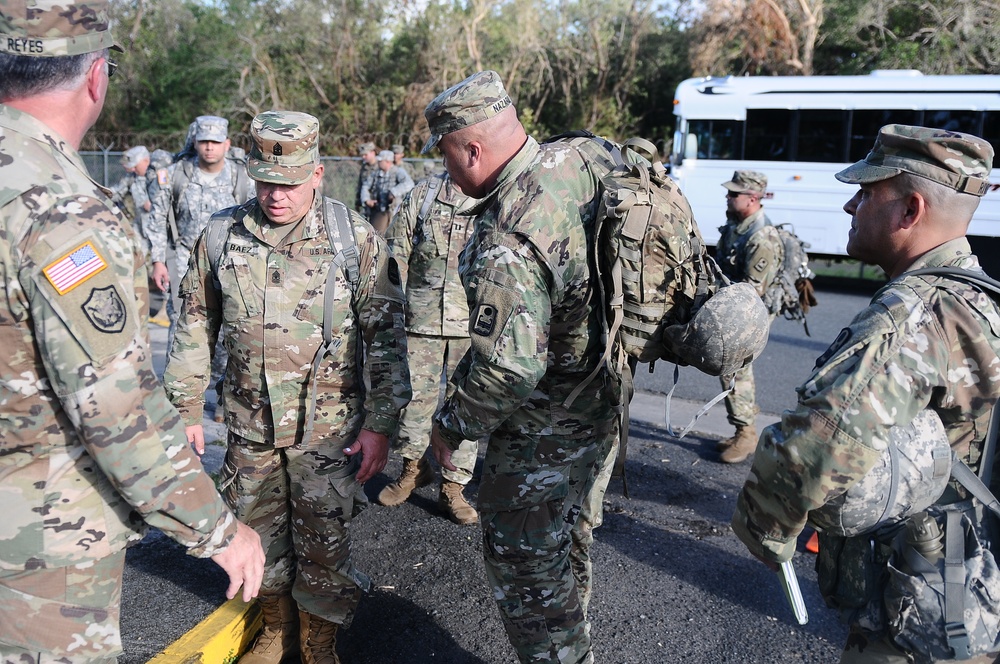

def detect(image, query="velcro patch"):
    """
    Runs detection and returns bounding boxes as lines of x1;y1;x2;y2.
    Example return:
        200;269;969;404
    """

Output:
753;257;769;274
43;241;108;295
157;168;169;186
472;304;498;336
82;285;127;333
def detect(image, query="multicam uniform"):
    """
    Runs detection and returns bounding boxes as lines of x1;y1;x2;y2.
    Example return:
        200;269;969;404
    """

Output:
163;194;409;624
715;208;782;428
0;104;237;662
385;174;478;483
433;137;619;663
732;239;1000;658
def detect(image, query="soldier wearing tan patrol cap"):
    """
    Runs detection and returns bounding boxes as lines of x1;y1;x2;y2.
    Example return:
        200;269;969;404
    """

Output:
165;110;410;664
0;1;265;661
733;125;1000;662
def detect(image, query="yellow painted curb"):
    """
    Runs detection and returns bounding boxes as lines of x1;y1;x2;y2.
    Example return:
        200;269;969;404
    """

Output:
149;597;262;664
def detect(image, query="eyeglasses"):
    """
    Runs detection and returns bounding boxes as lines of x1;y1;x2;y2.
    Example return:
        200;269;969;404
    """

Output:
106;59;118;79
726;191;747;198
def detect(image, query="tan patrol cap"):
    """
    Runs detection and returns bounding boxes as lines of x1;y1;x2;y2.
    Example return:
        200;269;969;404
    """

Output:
836;124;994;196
0;0;122;57
721;170;767;195
422;70;512;154
248;110;320;185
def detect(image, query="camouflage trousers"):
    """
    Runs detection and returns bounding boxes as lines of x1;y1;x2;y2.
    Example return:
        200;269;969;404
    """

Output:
840;627;1000;663
164;244;227;393
220;433;372;625
396;334;477;484
0;550;125;663
480;419;618;664
719;312;775;428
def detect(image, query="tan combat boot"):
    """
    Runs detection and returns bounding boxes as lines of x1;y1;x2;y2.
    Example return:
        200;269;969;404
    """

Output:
439;479;479;525
299;610;341;664
238;594;299;664
378;456;433;506
719;425;758;464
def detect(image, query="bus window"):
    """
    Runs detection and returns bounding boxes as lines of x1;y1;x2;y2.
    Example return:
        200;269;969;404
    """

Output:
686;119;742;159
923;110;981;135
850;109;920;161
983;111;1000;155
746;109;792;161
798;110;848;162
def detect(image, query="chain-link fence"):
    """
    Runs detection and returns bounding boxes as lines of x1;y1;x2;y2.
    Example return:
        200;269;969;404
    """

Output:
80;149;444;211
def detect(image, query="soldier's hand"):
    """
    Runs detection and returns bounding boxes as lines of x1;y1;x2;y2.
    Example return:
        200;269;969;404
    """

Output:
430;424;457;472
366;199;377;208
152;261;170;292
187;424;206;455
143;200;152;212
211;521;265;602
345;429;389;483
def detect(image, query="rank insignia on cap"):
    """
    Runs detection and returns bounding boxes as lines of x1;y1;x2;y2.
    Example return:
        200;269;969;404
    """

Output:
43;242;108;295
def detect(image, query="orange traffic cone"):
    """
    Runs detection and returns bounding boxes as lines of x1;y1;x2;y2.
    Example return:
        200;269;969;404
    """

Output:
806;531;819;554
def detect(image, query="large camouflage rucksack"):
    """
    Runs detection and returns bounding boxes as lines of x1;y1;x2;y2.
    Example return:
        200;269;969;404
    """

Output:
548;131;770;486
733;218;816;327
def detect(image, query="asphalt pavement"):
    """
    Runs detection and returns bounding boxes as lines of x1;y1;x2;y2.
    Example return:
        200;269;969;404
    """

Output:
120;320;844;663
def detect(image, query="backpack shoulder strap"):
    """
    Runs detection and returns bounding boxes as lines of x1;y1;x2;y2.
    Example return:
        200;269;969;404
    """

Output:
228;155;252;203
303;198;362;446
204;212;236;289
171;159;194;201
418;174;445;226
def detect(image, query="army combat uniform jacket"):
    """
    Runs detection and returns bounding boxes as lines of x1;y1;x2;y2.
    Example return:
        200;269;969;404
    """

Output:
164;194;410;447
733;238;1000;565
0;104;237;571
716;208;782;298
385;173;474;337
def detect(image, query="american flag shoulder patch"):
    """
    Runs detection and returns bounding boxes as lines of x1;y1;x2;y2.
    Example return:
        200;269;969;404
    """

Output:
43;241;109;295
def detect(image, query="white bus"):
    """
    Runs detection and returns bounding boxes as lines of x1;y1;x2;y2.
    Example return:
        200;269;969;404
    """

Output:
669;71;1000;273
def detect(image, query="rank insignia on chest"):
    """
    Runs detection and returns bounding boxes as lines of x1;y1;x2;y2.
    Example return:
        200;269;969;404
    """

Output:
43;241;108;295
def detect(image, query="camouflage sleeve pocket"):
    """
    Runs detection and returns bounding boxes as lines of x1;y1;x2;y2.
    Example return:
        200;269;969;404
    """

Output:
467;277;520;363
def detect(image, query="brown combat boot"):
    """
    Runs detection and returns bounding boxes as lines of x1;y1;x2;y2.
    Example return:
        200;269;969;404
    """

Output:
299;610;341;664
378;456;433;506
439;480;479;525
719;425;758;464
238;594;299;664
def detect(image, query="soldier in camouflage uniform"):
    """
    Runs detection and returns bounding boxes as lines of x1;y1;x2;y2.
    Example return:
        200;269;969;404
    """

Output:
0;3;265;662
714;170;783;463
356;141;378;218
382;172;480;525
361;149;414;235
164;110;410;664
423;70;623;664
109;145;152;254
148;114;253;417
392;142;414;179
732;125;1000;663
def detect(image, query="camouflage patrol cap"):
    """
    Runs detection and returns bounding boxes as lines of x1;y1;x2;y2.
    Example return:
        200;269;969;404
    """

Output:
358;142;376;156
121;145;149;168
392;143;405;154
421;70;513;154
0;0;122;57
836;124;994;196
721;170;767;195
376;149;394;163
194;115;228;142
248;110;320;185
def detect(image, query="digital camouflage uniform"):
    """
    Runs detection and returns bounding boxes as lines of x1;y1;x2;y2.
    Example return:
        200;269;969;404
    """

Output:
732;126;1000;663
163;113;409;626
361;153;415;233
425;72;620;664
385;173;478;483
147;117;254;394
109;168;151;255
715;196;782;429
0;96;236;663
356;142;377;217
